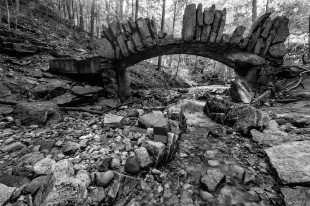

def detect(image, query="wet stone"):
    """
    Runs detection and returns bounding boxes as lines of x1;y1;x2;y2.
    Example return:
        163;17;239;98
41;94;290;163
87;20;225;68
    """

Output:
33;158;56;175
201;168;225;191
134;147;153;169
62;141;80;155
125;155;141;175
95;171;114;187
24;176;47;195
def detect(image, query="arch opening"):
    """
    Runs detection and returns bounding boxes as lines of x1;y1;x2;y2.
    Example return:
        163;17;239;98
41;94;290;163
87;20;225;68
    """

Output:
114;41;267;78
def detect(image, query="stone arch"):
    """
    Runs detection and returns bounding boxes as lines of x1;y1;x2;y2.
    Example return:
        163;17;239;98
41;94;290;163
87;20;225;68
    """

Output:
49;3;289;101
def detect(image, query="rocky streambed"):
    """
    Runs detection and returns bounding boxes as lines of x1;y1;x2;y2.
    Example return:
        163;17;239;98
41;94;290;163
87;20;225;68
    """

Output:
1;87;310;205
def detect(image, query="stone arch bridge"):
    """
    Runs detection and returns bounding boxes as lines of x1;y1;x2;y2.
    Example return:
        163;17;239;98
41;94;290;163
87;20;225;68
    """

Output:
50;3;289;101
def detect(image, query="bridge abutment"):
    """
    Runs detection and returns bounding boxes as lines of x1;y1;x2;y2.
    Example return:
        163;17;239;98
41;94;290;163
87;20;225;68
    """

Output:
116;68;131;102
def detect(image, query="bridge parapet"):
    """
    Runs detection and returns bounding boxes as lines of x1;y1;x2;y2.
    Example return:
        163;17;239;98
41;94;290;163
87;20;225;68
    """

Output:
93;3;289;67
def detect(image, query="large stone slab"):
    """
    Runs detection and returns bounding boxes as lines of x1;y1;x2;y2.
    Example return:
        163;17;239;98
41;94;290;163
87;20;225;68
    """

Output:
272;16;289;44
203;5;215;25
265;141;310;184
250;120;308;146
182;4;196;41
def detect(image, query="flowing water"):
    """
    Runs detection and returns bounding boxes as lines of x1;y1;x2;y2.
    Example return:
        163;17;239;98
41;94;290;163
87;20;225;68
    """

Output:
161;98;284;205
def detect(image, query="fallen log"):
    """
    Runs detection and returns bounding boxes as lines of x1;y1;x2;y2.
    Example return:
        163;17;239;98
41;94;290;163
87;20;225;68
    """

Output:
275;99;298;103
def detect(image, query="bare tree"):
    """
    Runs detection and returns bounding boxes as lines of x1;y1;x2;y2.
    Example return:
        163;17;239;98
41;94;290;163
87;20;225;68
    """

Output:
252;0;257;23
105;0;110;24
96;1;101;37
72;0;76;38
131;0;134;18
5;0;10;32
119;0;124;20
169;0;178;67
66;0;73;21
157;0;166;71
135;0;139;21
58;0;62;17
90;0;96;42
79;0;85;30
16;0;19;14
265;0;269;13
63;1;67;18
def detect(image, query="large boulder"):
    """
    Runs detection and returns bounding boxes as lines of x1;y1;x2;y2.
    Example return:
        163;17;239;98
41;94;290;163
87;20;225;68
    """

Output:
13;101;62;126
138;112;169;129
34;159;88;206
203;95;269;133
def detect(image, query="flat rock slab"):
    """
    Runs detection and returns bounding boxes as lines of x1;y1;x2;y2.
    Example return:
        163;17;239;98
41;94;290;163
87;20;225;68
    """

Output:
72;86;103;96
265;141;310;184
250;120;308;146
281;187;310;206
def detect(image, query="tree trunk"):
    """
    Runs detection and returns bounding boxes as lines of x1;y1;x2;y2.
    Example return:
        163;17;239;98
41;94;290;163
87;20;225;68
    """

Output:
63;1;67;18
66;0;72;21
15;0;19;14
5;0;10;32
265;0;269;13
131;0;134;18
58;0;62;17
72;0;76;38
119;0;124;20
116;0;120;18
90;0;96;42
78;0;84;30
309;15;310;58
172;55;181;80
76;1;79;28
96;3;100;37
252;0;257;24
157;0;166;71
105;0;110;24
135;0;139;21
169;0;178;67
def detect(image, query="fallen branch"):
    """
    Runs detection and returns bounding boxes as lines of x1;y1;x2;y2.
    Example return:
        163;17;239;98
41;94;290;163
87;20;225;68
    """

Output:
275;99;298;103
142;106;167;111
61;107;104;115
285;70;310;92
